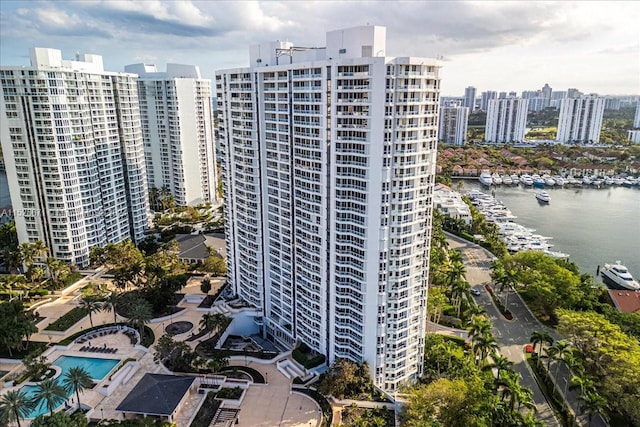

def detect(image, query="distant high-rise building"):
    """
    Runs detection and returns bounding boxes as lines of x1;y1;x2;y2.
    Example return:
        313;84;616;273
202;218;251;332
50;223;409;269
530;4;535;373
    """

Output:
124;63;217;206
439;106;469;145
541;83;552;107
521;90;540;100
556;95;605;143
480;91;497;111
440;96;464;108
508;91;517;98
604;97;621;111
464;86;477;110
485;98;529;143
528;97;548;112
498;91;508;99
634;102;640;128
567;88;582;99
0;48;150;266
217;26;439;393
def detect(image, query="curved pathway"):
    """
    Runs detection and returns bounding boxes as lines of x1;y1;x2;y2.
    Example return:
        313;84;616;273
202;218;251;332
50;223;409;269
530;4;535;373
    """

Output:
446;232;561;427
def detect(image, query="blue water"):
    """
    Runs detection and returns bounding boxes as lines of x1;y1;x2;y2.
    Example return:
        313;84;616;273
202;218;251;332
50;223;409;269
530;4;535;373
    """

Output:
457;181;640;279
22;355;119;418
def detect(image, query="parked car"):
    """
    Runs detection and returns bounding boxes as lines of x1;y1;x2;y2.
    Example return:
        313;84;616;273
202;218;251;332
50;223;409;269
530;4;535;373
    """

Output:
471;288;481;296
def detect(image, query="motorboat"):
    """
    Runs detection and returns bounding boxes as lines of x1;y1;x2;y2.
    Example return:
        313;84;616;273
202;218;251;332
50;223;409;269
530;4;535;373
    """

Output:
601;262;640;291
554;176;565;187
502;175;513;185
520;174;533;186
479;171;493;186
510;174;520;185
543;175;556;187
582;176;592;185
604;177;613;186
535;191;550;203
492;173;503;185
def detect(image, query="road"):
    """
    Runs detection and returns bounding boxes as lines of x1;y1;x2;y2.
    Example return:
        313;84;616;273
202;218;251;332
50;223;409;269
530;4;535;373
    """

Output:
445;232;610;427
445;233;561;427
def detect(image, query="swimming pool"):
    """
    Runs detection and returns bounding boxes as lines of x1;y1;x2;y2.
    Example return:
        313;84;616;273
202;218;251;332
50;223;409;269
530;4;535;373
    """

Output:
21;355;119;419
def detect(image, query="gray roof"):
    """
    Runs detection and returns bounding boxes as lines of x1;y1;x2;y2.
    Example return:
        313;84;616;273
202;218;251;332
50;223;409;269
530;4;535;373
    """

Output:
116;374;195;416
175;234;209;260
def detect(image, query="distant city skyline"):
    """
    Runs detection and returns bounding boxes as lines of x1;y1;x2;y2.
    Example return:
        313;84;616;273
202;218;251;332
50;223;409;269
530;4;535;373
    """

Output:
0;1;639;96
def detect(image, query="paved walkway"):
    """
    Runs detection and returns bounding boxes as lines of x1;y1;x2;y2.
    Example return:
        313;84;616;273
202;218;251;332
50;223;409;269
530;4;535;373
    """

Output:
446;233;561;427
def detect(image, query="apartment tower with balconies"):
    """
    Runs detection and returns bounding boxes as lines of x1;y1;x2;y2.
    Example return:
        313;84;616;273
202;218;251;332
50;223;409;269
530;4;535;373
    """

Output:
0;48;150;266
216;26;439;393
124;63;217;206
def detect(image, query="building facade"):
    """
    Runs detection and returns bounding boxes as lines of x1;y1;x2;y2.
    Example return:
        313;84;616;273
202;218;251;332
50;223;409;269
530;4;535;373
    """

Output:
556;95;605;143
0;48;149;266
480;91;497;111
485;98;529;143
217;26;439;392
124;63;217;206
463;86;477;110
439;106;469;145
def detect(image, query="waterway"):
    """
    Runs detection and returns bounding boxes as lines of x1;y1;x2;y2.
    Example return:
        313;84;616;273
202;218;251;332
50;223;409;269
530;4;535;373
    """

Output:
456;180;640;280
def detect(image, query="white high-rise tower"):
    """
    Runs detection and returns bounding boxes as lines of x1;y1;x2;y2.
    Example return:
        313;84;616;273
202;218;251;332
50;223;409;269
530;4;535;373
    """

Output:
439;106;469;145
0;48;150;266
556;95;605;143
217;26;439;392
124;63;217;206
485;98;529;143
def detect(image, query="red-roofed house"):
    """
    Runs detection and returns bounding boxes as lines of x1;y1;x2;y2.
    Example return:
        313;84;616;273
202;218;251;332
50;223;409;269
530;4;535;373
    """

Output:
608;290;640;314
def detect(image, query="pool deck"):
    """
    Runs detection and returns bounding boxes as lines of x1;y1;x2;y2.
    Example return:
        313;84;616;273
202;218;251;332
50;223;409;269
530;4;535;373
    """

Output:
1;276;322;427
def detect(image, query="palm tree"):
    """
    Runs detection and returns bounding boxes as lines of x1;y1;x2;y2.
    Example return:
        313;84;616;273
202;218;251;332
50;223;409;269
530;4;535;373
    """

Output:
552;340;573;381
483;354;514;386
448;249;463;264
200;313;228;338
0;389;34;427
127;299;152;342
465;303;486;322
62;366;93;411
530;330;553;367
100;292;120;324
451;279;471;317
446;261;466;291
544;346;559;373
472;334;499;366
569;375;596;396
468;316;492;341
578;391;608;426
32;378;67;416
79;296;102;328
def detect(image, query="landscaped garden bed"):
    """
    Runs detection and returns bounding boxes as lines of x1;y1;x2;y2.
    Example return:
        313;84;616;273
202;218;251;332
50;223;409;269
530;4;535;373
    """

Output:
485;284;513;320
44;306;88;331
190;391;221;427
341;406;395;427
195;336;278;360
218;366;265;383
216;386;243;400
165;321;193;335
292;342;326;369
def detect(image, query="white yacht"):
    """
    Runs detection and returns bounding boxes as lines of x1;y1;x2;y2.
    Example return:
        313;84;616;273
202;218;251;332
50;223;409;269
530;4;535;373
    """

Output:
582;176;592;185
510;174;520;185
520;174;534;186
479;171;493;186
502;175;513;185
601;262;640;291
543;175;556;187
535;191;550;203
554;176;565;187
492;173;503;185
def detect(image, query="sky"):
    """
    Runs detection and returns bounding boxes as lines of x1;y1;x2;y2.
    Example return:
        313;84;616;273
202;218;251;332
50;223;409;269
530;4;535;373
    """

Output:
1;0;639;96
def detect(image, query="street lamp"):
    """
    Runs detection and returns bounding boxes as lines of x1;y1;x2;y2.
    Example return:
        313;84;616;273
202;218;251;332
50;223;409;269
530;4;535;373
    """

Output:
101;408;104;421
265;372;268;384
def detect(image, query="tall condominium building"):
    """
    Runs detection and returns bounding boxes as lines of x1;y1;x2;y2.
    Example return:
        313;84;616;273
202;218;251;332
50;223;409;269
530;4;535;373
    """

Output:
485;98;529;143
498;91;507;99
463;86;477;110
567;88;582;99
0;48;149;266
635;102;640;128
541;83;552;106
439;106;469;145
480;91;497;111
217;26;439;392
556;95;605;143
124;63;217;206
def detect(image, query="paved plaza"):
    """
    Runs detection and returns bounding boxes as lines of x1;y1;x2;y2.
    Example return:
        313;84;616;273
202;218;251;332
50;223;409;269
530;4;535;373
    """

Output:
1;273;321;427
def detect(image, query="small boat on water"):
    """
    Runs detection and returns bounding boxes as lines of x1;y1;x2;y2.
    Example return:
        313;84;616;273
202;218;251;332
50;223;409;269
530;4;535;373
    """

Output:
492;173;503;185
479;171;493;186
520;174;533;186
535;191;550;203
601;261;640;291
502;175;513;185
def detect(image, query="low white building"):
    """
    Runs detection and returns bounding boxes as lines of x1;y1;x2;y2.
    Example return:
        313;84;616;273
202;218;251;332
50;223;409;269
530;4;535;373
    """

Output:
433;184;472;226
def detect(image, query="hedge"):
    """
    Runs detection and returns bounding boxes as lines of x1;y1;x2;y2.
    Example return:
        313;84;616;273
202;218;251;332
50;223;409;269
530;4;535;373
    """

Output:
292;343;326;369
44;307;89;331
